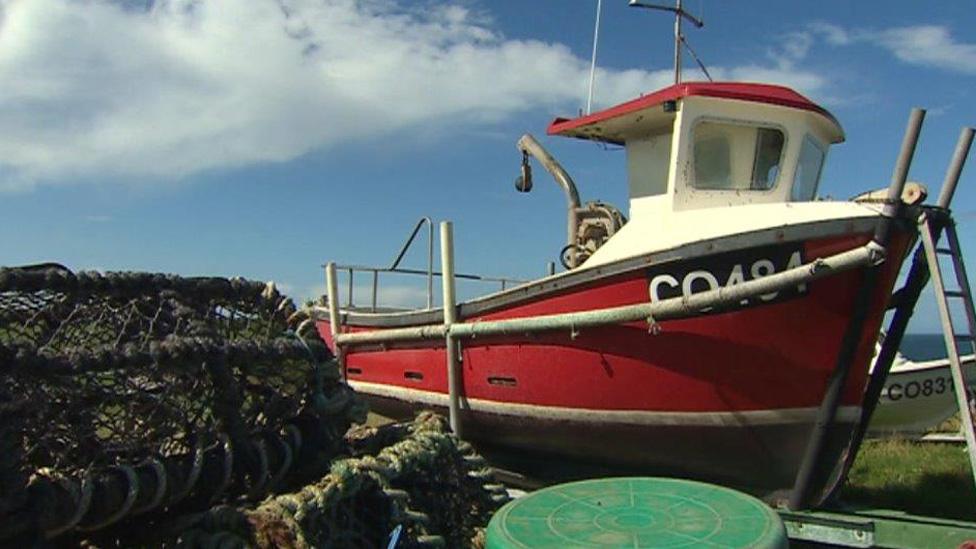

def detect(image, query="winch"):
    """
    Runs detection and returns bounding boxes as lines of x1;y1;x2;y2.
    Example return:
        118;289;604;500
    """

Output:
514;133;627;269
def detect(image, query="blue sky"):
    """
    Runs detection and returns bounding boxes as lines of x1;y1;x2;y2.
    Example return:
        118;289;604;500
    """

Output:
1;0;974;333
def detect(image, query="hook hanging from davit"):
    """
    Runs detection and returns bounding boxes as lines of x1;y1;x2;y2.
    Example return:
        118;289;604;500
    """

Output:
515;151;533;192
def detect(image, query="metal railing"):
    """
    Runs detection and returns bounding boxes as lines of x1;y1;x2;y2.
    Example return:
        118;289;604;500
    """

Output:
390;217;434;309
326;221;887;440
323;217;525;312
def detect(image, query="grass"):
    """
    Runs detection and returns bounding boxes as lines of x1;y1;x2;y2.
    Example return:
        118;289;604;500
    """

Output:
841;429;976;521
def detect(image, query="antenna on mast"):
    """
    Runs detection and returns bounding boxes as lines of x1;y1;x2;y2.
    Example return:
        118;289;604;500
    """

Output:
628;0;709;84
585;0;603;115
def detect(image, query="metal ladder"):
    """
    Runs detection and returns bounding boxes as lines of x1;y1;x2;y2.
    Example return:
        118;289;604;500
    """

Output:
919;213;976;481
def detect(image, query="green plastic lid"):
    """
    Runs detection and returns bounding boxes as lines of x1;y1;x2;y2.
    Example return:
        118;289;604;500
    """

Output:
486;477;788;549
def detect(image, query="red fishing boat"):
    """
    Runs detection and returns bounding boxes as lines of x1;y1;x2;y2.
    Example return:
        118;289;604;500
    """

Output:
310;6;946;506
313;78;928;505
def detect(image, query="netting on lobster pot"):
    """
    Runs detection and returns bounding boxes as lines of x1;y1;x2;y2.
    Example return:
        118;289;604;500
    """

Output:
0;264;365;543
0;264;291;349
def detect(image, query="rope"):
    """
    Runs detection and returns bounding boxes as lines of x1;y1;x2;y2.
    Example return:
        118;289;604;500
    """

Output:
169;413;508;548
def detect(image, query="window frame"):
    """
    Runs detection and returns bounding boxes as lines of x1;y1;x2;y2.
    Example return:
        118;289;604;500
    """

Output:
688;116;789;194
791;133;828;202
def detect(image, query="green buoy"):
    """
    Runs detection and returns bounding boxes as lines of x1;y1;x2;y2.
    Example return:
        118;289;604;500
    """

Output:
486;477;788;548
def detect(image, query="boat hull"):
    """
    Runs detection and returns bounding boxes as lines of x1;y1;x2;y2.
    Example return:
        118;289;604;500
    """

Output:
869;355;976;437
357;381;859;493
317;219;914;503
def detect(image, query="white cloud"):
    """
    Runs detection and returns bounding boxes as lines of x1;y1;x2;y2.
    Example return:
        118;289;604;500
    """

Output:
808;22;976;75
808;22;851;46
769;31;814;70
0;0;827;190
870;25;976;75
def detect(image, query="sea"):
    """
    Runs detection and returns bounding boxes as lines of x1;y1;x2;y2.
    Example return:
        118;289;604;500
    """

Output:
901;333;956;361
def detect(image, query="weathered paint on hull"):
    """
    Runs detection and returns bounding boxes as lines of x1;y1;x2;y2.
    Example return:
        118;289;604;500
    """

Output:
317;228;913;502
358;386;859;497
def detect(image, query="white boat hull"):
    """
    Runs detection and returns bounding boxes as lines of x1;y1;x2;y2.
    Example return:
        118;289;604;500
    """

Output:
868;354;976;437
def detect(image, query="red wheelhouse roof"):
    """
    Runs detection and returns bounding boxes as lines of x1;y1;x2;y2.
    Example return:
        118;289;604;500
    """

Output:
548;82;842;142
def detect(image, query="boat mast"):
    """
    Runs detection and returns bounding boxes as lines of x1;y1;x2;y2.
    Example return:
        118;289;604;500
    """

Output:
674;0;682;84
628;0;704;84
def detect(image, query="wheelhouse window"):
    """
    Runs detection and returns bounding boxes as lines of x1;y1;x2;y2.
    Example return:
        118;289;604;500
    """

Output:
692;121;785;191
792;135;827;201
627;131;673;198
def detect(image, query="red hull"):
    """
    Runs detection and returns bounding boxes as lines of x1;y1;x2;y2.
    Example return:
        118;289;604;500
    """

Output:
317;228;912;500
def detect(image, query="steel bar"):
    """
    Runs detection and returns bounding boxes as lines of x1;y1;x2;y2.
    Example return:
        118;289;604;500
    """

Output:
371;270;379;312
789;109;926;510
335;242;882;348
329;264;523;286
833;127;975;501
335;323;446;346
384;216;435;309
454;244;878;339
832;234;932;501
936;127;975;208
427;220;434;309
779;508;976;548
516;134;581;264
674;0;682;84
325;262;344;370
441;222;463;437
789;264;879;510
875;108;925;245
628;1;703;84
389;217;432;270
346;268;354;307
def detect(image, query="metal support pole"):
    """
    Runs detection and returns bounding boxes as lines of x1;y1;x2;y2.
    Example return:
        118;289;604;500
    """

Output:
516;134;582;266
789;269;879;510
829;239;932;502
875;108;926;246
629;0;703;85
387;217;435;309
937;127;975;209
337;243;882;348
371;270;379;312
790;108;926;511
830;124;974;503
346;268;354;307
427;220;434;309
441;222;463;437
674;0;682;84
325;262;345;372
